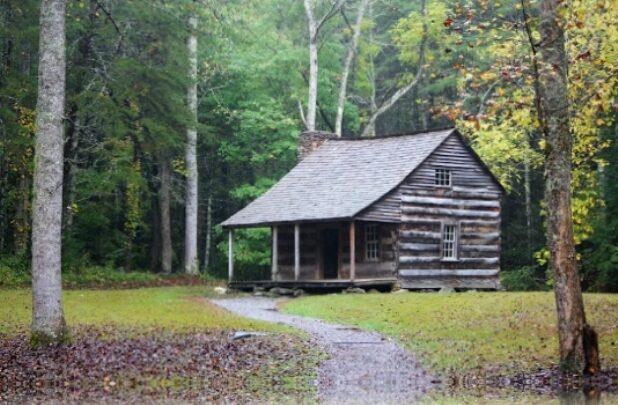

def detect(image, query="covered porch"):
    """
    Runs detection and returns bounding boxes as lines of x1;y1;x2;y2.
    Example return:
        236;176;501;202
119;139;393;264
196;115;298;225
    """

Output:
226;220;398;290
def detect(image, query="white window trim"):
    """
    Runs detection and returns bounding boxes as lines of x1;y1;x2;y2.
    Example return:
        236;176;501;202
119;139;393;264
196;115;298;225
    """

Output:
441;222;459;261
434;168;452;187
365;224;380;261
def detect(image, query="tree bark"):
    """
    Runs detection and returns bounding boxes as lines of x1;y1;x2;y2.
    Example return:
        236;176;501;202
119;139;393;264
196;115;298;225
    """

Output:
303;0;346;132
0;149;6;253
364;1;377;137
63;112;79;231
202;195;212;273
14;175;30;256
360;0;427;137
335;0;369;137
524;156;533;263
528;0;599;375
31;0;68;344
303;0;319;132
184;9;199;275
159;158;173;274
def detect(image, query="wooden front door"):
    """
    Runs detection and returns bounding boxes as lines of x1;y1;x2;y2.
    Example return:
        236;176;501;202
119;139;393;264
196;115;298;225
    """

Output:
321;228;339;279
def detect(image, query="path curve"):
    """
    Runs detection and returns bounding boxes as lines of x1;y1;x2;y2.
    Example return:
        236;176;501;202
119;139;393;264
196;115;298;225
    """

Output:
211;297;435;404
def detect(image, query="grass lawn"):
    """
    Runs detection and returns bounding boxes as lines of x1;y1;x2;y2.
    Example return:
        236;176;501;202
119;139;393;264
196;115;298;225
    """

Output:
0;286;287;336
283;292;618;374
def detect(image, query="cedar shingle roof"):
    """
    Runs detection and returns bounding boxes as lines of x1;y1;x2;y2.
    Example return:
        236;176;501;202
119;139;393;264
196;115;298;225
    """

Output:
222;128;456;228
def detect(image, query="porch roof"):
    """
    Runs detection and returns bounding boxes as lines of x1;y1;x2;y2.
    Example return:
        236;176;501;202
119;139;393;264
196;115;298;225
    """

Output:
221;128;456;228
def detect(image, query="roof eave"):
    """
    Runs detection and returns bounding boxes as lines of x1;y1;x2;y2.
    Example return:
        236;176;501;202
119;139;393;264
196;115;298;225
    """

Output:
221;216;356;229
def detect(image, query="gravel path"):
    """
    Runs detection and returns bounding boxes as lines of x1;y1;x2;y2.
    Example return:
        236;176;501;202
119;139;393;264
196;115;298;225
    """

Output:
211;297;436;404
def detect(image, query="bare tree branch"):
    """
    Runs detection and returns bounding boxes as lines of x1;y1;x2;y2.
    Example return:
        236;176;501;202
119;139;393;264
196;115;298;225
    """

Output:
360;0;427;137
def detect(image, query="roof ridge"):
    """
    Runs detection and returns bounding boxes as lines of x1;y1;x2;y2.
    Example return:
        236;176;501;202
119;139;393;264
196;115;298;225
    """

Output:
330;126;455;141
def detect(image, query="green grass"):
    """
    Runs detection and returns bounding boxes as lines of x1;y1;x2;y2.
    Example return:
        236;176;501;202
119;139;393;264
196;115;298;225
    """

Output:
0;286;288;336
282;292;618;373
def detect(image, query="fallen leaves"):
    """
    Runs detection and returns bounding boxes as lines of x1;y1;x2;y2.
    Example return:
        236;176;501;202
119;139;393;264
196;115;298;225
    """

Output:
0;326;318;403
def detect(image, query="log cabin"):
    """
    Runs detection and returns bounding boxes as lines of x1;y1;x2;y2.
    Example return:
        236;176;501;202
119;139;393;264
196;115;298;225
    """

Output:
221;128;504;290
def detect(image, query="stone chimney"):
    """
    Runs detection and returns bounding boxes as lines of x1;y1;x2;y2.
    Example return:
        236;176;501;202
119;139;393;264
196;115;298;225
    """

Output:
298;131;336;161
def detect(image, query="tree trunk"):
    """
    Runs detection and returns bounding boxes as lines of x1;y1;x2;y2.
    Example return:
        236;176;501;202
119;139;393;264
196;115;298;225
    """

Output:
524;156;533;263
364;1;377;137
303;0;318;132
0;149;6;253
159;158;173;274
63;112;79;231
31;0;68;344
202;195;212;273
14;174;30;256
531;0;599;375
184;10;199;275
335;0;369;137
149;191;162;271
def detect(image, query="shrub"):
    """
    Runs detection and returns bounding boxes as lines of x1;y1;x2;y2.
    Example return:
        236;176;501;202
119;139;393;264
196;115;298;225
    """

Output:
0;256;30;287
501;266;548;291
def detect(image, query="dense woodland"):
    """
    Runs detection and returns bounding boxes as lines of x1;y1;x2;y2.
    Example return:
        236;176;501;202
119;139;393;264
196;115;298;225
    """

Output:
1;0;617;291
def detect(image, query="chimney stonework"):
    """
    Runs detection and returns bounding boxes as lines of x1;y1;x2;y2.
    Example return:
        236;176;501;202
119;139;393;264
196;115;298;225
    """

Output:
298;131;336;160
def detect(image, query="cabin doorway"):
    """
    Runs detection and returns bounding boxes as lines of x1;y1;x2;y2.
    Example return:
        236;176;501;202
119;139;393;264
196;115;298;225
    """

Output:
321;228;339;279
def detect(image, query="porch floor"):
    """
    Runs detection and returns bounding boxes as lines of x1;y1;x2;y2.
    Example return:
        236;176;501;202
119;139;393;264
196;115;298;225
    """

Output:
229;277;398;291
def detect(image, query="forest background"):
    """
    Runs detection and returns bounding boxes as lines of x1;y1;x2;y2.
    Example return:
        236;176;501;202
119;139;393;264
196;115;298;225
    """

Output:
1;0;616;291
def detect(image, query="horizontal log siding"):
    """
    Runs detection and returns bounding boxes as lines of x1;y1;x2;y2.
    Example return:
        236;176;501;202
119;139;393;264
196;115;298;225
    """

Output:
276;224;319;280
356;192;402;222
397;135;502;289
339;222;398;279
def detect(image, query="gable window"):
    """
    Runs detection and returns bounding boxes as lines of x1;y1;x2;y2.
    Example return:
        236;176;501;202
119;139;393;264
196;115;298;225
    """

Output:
365;224;380;260
441;223;458;260
435;168;452;187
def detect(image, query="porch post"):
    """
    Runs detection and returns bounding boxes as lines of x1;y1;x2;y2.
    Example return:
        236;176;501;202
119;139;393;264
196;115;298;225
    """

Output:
228;229;234;283
271;226;278;280
294;223;300;280
349;221;356;281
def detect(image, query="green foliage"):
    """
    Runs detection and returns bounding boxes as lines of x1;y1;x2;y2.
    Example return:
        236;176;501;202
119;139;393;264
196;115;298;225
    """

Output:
216;227;271;281
0;256;30;287
0;258;164;289
1;0;617;292
500;266;548;292
61;267;160;289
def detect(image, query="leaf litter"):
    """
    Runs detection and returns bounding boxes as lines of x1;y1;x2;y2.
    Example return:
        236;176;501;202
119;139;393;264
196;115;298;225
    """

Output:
0;325;319;403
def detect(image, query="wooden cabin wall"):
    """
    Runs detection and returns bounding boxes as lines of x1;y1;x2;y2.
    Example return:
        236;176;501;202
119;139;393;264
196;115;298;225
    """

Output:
339;222;397;279
276;224;319;280
397;135;502;289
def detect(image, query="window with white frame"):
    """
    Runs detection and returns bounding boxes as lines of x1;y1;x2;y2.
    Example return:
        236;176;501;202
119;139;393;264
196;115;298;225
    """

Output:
442;223;458;260
365;224;380;260
435;168;452;187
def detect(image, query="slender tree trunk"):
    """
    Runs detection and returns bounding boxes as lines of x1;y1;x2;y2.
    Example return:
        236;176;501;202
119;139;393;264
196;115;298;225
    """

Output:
149;191;162;271
364;1;377;137
335;0;369;137
14;45;33;256
0;149;6;253
202;195;212;273
14;175;30;256
184;10;199;275
524;156;533;263
63;113;79;231
31;0;68;344
304;0;318;132
529;0;599;375
159;158;173;274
